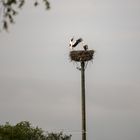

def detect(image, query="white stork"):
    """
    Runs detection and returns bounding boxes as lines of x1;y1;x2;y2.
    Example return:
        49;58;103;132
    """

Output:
69;37;83;50
83;45;88;51
69;37;74;49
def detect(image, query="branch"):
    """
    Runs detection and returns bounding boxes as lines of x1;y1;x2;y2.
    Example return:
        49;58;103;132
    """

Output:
0;0;50;31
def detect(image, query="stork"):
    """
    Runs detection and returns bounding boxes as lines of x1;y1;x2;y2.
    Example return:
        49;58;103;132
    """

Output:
69;37;74;49
83;45;88;51
69;37;83;49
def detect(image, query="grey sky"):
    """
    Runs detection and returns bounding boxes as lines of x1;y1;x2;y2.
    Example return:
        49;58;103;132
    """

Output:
0;0;140;140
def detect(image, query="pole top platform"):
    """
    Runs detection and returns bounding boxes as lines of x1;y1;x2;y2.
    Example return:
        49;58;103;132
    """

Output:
69;50;95;62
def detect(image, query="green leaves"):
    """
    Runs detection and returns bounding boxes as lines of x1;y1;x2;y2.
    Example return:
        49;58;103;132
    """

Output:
43;0;50;9
0;0;50;31
0;121;71;140
47;132;72;140
18;0;25;8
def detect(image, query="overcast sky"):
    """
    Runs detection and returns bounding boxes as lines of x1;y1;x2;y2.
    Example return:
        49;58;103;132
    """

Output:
0;0;140;140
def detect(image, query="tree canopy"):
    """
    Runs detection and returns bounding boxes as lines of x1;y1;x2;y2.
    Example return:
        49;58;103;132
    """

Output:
0;121;71;140
0;0;50;31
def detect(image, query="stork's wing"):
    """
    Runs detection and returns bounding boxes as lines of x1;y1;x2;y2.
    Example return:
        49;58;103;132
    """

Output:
72;38;83;47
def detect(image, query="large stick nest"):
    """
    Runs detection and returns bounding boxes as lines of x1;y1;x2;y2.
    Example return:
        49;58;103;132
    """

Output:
70;50;95;62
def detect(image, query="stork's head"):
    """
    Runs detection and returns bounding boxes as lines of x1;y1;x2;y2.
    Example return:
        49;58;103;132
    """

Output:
69;37;74;47
83;45;88;51
71;37;74;42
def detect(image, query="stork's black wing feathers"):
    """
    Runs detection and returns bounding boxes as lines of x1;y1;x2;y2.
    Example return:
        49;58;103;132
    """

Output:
72;38;83;47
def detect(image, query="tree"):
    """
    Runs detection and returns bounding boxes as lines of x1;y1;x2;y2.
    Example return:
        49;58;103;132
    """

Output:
0;0;50;31
0;121;71;140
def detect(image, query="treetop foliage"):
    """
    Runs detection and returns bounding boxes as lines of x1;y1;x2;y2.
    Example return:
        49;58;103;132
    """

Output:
0;121;71;140
0;0;50;31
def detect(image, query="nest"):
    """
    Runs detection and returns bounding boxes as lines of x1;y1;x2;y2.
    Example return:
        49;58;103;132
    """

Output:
70;50;95;62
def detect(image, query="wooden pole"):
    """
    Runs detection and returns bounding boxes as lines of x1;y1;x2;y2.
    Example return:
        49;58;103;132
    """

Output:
81;61;86;140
